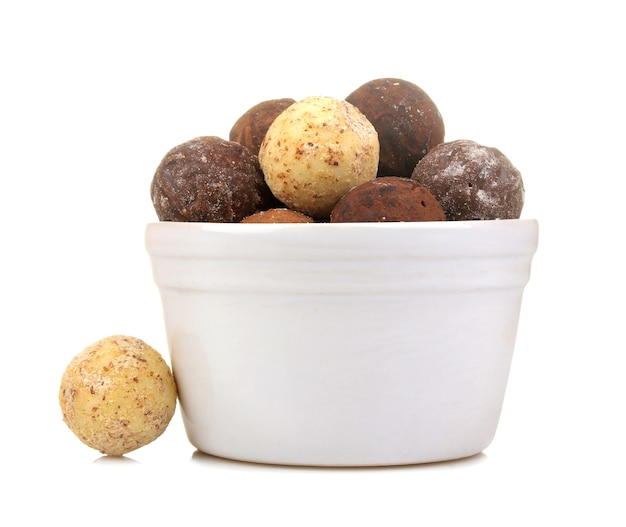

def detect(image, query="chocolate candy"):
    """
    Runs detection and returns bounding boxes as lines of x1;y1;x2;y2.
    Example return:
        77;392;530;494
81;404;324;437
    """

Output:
59;336;177;456
241;208;315;223
151;136;274;222
330;176;445;223
346;78;445;178
259;96;379;219
411;139;524;220
229;98;296;156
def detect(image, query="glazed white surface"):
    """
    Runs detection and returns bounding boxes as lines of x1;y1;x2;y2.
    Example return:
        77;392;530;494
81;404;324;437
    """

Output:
146;221;538;465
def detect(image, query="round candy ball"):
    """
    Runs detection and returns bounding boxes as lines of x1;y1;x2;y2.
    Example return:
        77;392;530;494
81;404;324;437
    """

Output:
258;95;380;219
411;139;524;220
345;78;445;178
59;335;177;456
151;136;274;222
229;98;296;156
330;176;446;223
241;208;315;223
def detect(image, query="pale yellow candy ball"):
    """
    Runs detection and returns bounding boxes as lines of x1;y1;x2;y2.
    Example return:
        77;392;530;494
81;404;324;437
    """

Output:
259;96;379;218
59;335;177;456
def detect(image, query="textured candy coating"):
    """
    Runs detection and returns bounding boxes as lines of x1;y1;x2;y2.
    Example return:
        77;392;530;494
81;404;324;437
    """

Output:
330;176;445;223
151;136;274;222
59;335;177;456
411;139;524;220
346;78;445;178
229;98;296;156
241;208;315;223
259;96;380;219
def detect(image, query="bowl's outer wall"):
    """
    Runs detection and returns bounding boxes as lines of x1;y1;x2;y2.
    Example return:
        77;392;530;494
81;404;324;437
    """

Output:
146;220;538;465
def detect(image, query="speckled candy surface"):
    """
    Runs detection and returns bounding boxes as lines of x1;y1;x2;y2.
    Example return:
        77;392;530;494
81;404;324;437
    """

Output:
330;176;446;223
411;139;524;220
229;98;296;156
151;136;274;222
241;208;314;223
346;78;445;178
59;335;177;456
258;96;380;219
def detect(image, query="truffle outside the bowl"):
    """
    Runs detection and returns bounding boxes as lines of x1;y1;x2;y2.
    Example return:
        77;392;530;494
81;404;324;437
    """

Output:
146;220;538;466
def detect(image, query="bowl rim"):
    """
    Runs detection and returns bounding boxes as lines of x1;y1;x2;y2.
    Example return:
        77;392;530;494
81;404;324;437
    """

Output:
145;218;539;261
145;217;538;232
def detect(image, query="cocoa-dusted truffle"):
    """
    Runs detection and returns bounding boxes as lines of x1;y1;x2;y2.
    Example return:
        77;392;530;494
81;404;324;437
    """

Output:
241;208;315;223
411;139;524;220
229;98;296;156
151;136;274;222
330;176;445;223
345;78;445;178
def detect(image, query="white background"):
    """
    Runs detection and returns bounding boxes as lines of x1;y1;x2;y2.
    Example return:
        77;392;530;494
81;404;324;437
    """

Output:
1;1;624;525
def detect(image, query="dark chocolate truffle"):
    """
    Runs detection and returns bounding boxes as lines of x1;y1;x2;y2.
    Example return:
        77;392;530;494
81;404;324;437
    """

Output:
345;78;445;178
151;136;274;222
229;98;296;156
241;208;315;223
411;139;524;220
330;176;446;223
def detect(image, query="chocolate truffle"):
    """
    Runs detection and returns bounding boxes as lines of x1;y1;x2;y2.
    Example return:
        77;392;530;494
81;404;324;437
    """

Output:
241;208;315;223
151;136;274;222
330;176;445;223
229;98;296;156
59;335;177;456
259;96;379;219
345;78;445;178
411;139;524;220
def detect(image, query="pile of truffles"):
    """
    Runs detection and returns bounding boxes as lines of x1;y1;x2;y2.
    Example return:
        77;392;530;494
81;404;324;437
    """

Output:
150;78;524;223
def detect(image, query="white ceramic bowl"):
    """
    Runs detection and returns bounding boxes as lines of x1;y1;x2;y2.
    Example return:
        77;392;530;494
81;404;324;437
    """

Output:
146;219;538;466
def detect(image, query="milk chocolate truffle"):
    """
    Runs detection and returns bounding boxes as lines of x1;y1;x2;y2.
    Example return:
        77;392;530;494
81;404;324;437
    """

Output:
345;78;445;178
411;139;524;220
151;136;274;222
330;176;445;223
259;96;379;219
241;208;315;223
229;98;296;156
59;335;177;456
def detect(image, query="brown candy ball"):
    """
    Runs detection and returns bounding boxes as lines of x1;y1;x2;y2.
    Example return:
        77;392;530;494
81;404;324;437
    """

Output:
345;78;445;178
151;136;274;222
241;208;315;223
330;176;446;223
411;139;525;220
229;98;296;156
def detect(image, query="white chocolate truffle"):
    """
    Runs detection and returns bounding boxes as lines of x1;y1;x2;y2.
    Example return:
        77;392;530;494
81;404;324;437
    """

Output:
258;96;379;218
59;335;177;456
